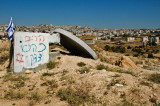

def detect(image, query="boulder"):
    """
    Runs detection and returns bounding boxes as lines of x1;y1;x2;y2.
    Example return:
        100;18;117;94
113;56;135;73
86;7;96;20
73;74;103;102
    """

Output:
115;56;137;69
25;70;33;74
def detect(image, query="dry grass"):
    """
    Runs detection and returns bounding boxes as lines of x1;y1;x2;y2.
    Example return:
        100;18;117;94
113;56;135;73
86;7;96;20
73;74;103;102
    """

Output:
3;73;29;82
0;53;9;64
4;89;24;100
77;62;86;67
77;67;90;74
47;61;58;69
148;73;160;84
57;84;96;105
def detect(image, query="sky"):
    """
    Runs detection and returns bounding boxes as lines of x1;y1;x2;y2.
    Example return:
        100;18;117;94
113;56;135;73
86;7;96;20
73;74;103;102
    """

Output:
0;0;160;29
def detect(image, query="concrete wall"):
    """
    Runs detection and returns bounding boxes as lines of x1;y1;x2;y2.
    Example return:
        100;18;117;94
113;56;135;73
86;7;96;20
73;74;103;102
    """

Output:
14;32;60;73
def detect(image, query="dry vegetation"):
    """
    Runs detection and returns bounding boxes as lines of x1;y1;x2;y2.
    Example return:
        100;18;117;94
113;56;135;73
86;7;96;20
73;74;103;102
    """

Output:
0;40;160;105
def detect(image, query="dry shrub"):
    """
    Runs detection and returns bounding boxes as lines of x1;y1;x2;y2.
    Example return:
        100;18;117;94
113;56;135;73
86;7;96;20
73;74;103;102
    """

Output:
47;61;58;69
57;82;96;105
28;92;42;101
41;79;58;88
3;73;28;82
0;53;9;64
4;89;24;99
148;73;160;84
77;67;90;74
77;62;86;67
0;40;9;52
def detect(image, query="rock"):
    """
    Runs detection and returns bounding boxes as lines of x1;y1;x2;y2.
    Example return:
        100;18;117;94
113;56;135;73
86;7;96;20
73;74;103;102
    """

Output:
150;96;157;103
150;94;158;104
115;83;123;87
25;70;33;74
115;56;137;69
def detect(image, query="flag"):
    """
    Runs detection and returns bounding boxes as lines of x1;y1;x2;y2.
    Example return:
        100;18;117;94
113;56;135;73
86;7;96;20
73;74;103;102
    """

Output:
6;17;15;40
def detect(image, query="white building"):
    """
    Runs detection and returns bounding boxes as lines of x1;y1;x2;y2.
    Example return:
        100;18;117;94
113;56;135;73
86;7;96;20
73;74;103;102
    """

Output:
149;37;159;44
126;37;135;42
142;36;148;42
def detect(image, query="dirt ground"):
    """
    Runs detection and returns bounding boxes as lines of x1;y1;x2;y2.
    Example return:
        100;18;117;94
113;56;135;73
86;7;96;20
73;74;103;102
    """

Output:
0;40;160;106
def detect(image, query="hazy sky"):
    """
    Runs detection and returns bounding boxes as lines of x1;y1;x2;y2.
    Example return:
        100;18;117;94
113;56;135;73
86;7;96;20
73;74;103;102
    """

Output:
0;0;160;29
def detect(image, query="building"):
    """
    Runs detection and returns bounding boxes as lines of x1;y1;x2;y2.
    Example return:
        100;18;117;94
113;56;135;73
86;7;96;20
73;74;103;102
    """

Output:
149;36;159;44
84;39;95;44
142;36;148;43
126;37;135;42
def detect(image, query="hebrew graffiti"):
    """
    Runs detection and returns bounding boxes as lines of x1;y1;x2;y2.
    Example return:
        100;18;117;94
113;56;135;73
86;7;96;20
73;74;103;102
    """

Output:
24;35;45;42
16;53;24;63
14;32;50;73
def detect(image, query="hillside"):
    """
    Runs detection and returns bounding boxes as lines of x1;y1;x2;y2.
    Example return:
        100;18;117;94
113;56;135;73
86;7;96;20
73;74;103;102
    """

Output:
0;40;160;106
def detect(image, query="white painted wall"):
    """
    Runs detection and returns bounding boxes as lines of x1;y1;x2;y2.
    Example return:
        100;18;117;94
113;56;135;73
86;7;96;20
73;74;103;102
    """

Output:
14;32;60;73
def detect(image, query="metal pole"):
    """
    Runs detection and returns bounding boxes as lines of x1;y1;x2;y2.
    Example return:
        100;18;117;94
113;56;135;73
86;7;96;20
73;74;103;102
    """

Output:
7;39;14;69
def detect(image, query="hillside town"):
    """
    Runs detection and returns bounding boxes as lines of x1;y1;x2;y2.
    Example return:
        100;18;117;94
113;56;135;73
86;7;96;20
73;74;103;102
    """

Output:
0;24;160;43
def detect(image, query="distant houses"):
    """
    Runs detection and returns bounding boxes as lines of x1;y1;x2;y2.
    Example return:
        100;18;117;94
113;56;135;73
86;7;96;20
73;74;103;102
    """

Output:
84;39;95;45
126;37;135;42
142;35;159;46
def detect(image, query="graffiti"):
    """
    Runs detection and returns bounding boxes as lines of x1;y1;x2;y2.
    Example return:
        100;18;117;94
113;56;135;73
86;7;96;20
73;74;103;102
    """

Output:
30;53;42;66
38;35;45;42
38;43;46;52
25;35;45;42
14;32;49;72
21;43;46;53
31;44;37;52
21;44;31;52
16;53;24;63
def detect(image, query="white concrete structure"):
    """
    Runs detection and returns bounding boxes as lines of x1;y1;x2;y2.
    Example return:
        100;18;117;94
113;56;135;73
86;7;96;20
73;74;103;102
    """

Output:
54;29;98;60
14;29;98;73
14;32;60;73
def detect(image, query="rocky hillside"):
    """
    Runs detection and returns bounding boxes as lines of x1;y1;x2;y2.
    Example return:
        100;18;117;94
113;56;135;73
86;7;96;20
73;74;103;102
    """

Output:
0;40;160;106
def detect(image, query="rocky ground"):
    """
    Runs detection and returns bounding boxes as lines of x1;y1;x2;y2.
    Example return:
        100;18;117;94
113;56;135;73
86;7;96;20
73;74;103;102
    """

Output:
0;40;160;106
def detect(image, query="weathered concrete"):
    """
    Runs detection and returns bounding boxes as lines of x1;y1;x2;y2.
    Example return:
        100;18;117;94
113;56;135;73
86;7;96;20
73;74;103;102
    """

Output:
13;29;98;73
14;32;60;73
54;29;98;59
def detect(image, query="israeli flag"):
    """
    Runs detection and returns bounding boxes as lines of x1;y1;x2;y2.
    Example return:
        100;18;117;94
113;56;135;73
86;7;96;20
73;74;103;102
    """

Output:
6;17;15;40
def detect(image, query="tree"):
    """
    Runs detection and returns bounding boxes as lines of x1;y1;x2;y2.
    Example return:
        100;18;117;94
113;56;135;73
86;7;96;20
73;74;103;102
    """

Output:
148;53;154;58
105;45;110;51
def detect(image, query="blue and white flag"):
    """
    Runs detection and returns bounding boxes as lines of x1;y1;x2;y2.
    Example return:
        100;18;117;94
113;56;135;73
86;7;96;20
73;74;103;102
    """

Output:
6;17;15;40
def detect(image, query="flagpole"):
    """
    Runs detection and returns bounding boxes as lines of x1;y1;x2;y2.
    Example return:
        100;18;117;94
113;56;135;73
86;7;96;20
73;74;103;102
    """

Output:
6;17;14;70
7;38;14;69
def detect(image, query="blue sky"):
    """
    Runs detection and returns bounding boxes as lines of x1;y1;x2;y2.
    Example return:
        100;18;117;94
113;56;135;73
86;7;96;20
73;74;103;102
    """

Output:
0;0;160;29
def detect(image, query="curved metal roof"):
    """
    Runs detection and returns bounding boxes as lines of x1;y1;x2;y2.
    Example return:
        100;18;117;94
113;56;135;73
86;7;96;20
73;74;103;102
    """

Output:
54;29;98;59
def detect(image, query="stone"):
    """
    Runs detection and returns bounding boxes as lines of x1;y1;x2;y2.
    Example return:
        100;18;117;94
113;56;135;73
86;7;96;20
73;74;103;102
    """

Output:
115;83;123;87
25;70;33;74
115;56;137;69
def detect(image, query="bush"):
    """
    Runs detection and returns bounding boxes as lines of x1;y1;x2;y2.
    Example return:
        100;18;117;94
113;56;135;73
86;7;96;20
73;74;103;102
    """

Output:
77;62;86;67
57;87;96;105
47;61;58;69
77;67;90;74
3;74;28;82
41;79;58;88
4;90;24;99
0;54;9;64
42;72;55;76
120;47;126;53
132;48;141;54
148;73;160;84
28;92;42;101
96;64;106;70
140;81;151;87
105;45;111;51
127;46;131;49
148;53;154;58
105;46;126;53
